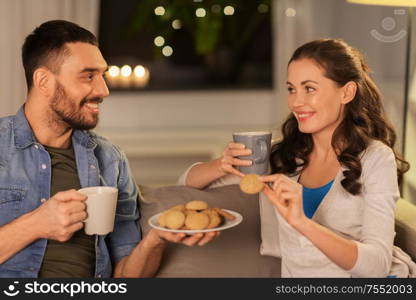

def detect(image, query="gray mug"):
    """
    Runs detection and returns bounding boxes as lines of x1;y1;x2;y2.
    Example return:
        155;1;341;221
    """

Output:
232;131;272;175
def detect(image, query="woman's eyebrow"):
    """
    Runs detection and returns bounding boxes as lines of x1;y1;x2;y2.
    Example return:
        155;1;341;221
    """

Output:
286;80;318;85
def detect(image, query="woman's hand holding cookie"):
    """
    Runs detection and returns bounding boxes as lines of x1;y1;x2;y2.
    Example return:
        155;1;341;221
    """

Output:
218;142;253;177
260;174;307;228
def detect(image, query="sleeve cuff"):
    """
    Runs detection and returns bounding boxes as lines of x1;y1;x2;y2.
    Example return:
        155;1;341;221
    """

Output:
111;243;137;263
177;162;202;186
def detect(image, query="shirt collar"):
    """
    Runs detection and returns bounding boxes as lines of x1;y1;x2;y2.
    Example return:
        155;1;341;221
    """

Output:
13;105;97;149
12;105;36;149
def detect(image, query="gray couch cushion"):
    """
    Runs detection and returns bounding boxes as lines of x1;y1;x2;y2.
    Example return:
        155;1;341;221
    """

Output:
395;199;416;261
138;184;281;277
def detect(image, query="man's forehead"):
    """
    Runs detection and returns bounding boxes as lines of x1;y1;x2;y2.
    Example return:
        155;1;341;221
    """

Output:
61;42;107;72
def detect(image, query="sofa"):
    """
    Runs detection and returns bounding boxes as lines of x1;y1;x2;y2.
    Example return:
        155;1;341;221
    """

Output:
138;184;416;277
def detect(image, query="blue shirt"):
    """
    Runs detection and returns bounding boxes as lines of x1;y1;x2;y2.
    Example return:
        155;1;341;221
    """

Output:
302;180;334;219
0;106;141;278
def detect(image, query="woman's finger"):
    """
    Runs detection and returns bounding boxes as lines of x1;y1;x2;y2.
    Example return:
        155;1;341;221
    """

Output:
229;148;252;157
181;233;204;247
225;166;245;177
260;174;283;183
227;142;246;150
197;231;219;246
231;157;252;167
158;231;186;242
263;185;288;214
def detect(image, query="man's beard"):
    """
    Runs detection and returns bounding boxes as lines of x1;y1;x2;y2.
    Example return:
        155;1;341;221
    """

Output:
50;81;102;130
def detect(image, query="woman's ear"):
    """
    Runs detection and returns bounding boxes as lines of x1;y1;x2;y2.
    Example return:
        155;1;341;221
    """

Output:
32;67;54;97
341;81;357;104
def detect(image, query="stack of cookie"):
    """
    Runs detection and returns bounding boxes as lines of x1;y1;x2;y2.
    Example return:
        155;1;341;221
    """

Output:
158;200;236;230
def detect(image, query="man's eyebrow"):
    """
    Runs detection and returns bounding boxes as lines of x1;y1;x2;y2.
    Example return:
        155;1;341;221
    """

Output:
80;67;109;73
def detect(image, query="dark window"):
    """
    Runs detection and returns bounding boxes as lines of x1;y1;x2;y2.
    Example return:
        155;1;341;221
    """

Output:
99;0;273;91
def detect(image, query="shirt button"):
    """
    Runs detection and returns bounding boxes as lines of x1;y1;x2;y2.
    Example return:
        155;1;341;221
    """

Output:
41;164;47;169
97;274;102;278
40;198;46;203
34;145;39;149
90;165;96;169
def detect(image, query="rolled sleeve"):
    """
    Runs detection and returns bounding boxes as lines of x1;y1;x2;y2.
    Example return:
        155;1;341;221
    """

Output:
349;145;399;277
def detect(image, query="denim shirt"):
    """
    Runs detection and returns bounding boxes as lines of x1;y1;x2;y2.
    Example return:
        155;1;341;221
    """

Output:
0;106;141;278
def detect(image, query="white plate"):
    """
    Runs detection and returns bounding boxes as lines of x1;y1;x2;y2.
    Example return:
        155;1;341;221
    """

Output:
148;209;243;234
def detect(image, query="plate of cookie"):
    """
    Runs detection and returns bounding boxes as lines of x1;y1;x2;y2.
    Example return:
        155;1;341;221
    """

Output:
148;200;243;234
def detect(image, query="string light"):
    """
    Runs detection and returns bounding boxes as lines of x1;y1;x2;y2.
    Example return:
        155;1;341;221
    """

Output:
211;4;221;13
154;6;165;16
172;19;182;29
162;46;173;57
154;36;165;47
258;4;269;13
196;8;206;17
224;6;235;15
285;8;296;17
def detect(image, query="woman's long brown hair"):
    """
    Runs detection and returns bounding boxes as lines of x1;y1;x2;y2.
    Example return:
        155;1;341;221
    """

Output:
270;39;409;195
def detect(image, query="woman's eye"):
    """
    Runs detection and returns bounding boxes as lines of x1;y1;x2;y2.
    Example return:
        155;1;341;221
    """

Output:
306;86;315;92
287;87;295;93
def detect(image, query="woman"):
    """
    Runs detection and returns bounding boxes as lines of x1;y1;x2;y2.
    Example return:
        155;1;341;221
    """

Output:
178;39;414;277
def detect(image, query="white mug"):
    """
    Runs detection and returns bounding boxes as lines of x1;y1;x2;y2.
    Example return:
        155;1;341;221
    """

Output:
78;186;118;235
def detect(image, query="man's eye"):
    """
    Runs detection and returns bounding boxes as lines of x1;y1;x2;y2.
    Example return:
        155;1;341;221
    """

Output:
306;86;315;92
84;74;94;81
287;87;295;93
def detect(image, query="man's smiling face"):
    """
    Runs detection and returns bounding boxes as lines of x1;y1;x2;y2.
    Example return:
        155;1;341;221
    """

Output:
49;42;109;130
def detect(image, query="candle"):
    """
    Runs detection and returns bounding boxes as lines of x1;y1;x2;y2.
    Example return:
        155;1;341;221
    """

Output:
119;65;132;88
132;65;150;88
106;65;121;88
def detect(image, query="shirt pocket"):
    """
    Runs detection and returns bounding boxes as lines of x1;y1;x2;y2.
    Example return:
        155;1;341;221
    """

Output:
0;187;27;225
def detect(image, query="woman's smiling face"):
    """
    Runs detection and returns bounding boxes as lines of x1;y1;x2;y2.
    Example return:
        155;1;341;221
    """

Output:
286;58;347;136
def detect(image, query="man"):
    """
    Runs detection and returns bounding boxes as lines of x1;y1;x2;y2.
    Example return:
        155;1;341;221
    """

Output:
0;20;217;278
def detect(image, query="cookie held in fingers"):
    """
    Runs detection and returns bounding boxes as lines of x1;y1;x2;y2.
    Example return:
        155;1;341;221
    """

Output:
185;200;208;211
164;210;186;229
239;174;265;194
185;212;210;230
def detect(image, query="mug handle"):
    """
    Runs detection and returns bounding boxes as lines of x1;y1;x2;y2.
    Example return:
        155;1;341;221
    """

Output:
254;139;268;164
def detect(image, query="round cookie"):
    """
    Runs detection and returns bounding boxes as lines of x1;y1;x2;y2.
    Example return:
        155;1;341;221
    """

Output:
202;208;219;218
169;204;185;212
239;174;264;194
158;211;168;227
207;214;222;229
184;209;197;216
185;200;208;211
214;208;236;221
164;210;186;229
185;212;210;230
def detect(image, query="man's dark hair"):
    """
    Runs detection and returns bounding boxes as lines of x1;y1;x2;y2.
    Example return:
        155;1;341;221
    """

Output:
22;20;98;91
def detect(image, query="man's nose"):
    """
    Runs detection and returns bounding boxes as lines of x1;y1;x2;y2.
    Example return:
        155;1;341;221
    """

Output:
93;76;110;98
